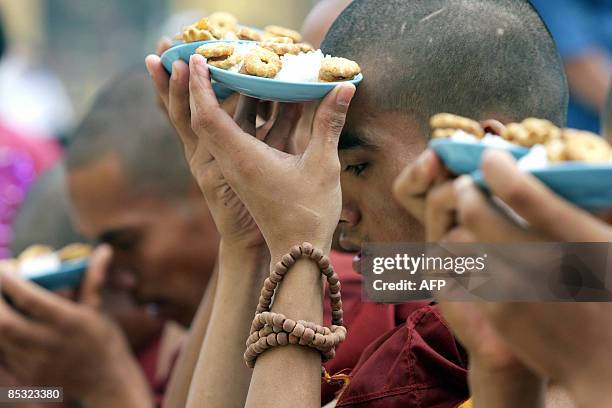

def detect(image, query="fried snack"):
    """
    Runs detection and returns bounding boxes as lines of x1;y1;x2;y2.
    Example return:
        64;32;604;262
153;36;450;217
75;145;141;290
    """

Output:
432;129;458;139
178;17;225;42
296;43;315;53
501;123;530;146
264;25;302;43
243;47;282;78
563;129;610;162
237;26;262;41
318;57;361;83
545;138;567;162
17;245;54;262
430;113;485;138
196;43;241;69
208;11;238;34
261;41;301;56
58;243;93;262
521;118;561;144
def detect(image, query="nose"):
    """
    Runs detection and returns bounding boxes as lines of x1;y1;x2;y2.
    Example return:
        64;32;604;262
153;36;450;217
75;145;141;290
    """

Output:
340;200;361;227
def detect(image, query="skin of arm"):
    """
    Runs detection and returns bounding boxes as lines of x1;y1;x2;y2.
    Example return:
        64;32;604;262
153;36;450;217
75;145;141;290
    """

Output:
246;251;327;408
162;266;217;408
564;49;611;114
185;243;269;408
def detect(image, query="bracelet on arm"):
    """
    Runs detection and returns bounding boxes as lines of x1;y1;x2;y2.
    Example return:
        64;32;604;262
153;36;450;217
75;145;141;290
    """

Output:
244;242;346;368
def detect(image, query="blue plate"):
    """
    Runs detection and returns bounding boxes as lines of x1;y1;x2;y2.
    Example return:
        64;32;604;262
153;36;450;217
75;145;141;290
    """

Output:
472;163;612;211
160;40;237;100
430;139;529;175
23;258;88;291
208;65;363;103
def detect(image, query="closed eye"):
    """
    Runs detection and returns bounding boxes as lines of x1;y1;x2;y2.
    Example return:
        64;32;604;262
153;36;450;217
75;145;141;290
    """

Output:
344;163;368;176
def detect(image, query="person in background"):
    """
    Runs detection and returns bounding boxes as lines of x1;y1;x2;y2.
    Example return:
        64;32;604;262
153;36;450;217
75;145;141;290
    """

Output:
0;13;62;260
3;164;173;406
531;0;612;133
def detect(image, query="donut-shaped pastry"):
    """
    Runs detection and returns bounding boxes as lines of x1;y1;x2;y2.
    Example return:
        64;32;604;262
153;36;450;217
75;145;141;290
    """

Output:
237;26;262;41
318;57;361;82
430;113;484;138
196;43;241;69
264;25;302;43
243;47;282;78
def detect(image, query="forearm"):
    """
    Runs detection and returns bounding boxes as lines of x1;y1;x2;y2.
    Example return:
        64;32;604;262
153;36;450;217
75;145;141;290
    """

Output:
186;242;269;408
469;362;545;408
84;343;154;408
565;50;612;113
245;244;327;408
163;269;218;408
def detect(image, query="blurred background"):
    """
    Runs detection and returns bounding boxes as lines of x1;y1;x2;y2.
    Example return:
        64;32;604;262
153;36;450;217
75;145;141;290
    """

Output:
0;0;317;258
0;0;317;135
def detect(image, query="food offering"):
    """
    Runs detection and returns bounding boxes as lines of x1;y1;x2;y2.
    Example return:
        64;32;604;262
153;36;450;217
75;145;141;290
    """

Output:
429;112;612;211
162;12;363;102
0;243;92;290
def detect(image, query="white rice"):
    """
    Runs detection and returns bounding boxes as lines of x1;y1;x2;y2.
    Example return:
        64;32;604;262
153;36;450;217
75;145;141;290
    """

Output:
275;50;327;82
19;253;61;277
517;144;549;170
449;130;517;148
221;46;330;82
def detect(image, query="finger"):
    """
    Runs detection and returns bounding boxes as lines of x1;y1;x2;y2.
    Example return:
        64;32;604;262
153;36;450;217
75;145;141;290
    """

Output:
265;104;303;151
145;54;170;110
233;95;259;136
454;175;542;242
305;83;356;163
481;150;610;241
79;245;112;308
0;272;76;324
188;54;263;159
0;295;49;347
393;149;446;222
425;181;457;242
156;37;172;56
168;59;200;157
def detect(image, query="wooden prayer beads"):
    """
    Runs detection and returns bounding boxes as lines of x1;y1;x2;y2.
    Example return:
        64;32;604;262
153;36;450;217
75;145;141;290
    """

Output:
244;243;346;368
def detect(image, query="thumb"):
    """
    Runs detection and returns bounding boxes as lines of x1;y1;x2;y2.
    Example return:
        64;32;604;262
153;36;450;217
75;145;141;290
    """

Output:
79;244;113;308
305;83;356;162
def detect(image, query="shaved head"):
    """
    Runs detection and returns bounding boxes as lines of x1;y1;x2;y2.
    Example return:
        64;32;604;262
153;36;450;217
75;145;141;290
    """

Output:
323;0;568;132
66;67;192;200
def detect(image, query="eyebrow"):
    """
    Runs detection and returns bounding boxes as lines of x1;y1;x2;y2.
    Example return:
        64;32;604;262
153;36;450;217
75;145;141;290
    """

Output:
338;129;379;150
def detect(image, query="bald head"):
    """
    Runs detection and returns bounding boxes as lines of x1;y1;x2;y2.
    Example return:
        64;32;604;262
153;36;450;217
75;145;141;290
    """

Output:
301;0;353;47
66;67;193;200
323;0;568;132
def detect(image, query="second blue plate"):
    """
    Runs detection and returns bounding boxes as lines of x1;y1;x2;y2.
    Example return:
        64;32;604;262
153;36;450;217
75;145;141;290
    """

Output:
472;163;612;211
430;139;529;175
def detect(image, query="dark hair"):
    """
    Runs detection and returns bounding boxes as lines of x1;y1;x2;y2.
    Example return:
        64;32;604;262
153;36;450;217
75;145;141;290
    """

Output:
322;0;568;131
10;164;88;255
66;66;193;199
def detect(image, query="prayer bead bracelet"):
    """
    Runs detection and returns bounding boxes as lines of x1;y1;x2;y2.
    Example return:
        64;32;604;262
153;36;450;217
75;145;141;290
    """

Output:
244;242;346;368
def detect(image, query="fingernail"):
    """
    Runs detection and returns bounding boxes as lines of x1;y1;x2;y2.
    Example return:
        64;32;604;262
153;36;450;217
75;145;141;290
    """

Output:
336;84;355;107
191;54;210;77
482;149;516;186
